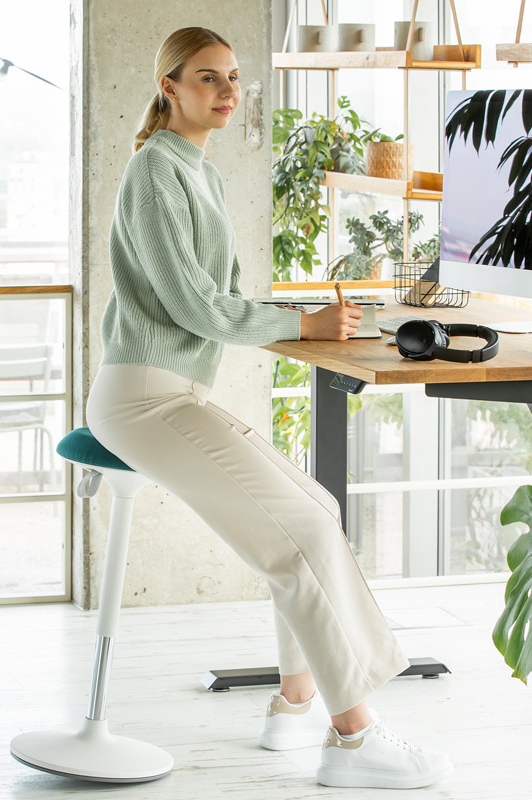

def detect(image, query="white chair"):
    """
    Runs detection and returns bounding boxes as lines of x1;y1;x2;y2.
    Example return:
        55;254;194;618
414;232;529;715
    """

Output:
10;427;174;783
0;343;56;492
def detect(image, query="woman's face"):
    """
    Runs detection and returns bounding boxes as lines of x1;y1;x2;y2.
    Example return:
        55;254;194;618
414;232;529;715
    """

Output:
162;44;241;146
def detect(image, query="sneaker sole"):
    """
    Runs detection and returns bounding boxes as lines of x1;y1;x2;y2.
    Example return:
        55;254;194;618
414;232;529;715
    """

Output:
259;728;325;751
316;763;454;789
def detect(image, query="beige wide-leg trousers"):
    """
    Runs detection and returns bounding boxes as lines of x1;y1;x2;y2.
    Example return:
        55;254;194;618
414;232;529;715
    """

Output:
86;364;409;716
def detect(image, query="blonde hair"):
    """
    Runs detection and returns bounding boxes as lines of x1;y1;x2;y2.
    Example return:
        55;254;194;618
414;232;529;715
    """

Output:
133;27;232;153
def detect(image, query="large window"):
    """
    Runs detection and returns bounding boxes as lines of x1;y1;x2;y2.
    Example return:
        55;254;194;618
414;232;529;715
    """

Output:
347;386;528;580
0;1;71;602
272;0;532;582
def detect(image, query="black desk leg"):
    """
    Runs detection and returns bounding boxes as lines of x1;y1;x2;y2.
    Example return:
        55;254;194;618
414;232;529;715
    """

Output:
310;366;348;527
204;367;449;691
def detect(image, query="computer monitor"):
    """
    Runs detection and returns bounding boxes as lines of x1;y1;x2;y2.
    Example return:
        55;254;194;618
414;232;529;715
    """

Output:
439;89;532;330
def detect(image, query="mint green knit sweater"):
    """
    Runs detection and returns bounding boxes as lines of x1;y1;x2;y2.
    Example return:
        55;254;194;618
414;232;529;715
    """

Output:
100;129;301;388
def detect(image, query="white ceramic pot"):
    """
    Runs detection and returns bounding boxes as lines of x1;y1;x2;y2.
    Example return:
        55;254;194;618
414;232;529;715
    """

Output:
338;23;375;52
298;25;338;53
394;21;434;61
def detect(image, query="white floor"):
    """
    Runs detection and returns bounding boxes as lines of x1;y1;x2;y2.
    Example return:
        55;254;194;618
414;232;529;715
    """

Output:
1;582;531;800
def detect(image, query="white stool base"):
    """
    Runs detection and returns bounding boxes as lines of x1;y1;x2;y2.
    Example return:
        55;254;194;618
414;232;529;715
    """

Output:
10;718;173;783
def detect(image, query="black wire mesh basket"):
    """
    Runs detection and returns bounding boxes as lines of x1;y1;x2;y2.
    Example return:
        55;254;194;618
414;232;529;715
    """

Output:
394;261;470;308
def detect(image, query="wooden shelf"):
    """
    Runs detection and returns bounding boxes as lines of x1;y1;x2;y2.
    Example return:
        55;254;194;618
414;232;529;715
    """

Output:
275;2;469;264
411;170;443;201
322;170;443;202
415;44;481;69
273;45;480;71
0;285;72;295
496;43;532;62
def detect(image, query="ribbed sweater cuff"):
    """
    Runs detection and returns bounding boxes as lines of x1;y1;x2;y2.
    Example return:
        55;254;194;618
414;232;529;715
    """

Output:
272;308;301;342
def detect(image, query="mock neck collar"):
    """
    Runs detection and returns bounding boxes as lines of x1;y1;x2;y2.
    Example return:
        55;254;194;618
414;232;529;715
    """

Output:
151;129;205;169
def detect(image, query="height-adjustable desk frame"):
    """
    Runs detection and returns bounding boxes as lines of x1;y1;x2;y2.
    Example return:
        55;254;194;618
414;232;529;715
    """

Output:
203;299;532;691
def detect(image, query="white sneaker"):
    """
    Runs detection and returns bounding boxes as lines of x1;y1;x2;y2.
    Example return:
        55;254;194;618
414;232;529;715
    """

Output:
259;692;329;750
317;720;454;789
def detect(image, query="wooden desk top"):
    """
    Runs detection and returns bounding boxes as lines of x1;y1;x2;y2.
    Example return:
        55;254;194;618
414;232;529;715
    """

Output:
262;299;532;386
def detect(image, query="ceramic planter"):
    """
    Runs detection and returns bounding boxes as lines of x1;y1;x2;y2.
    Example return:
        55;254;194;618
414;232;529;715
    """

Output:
394;21;434;61
337;24;375;52
365;141;414;181
298;25;338;53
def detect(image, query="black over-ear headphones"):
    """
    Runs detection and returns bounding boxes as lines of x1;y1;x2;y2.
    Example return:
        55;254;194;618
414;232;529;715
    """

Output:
395;319;499;362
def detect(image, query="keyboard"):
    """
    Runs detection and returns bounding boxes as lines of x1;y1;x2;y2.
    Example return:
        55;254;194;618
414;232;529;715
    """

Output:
377;316;418;335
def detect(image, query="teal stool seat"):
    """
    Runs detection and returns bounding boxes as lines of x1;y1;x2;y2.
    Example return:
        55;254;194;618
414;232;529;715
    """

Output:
56;427;134;471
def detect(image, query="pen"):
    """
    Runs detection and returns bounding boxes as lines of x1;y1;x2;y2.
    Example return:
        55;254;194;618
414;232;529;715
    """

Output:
334;282;345;306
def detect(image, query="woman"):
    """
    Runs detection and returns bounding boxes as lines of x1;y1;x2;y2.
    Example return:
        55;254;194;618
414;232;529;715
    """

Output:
86;27;453;790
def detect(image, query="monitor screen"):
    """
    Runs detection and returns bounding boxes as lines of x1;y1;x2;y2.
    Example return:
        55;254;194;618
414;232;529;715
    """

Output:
440;89;532;300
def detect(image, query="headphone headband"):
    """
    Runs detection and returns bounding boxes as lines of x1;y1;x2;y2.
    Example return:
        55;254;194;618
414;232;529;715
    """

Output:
396;320;499;362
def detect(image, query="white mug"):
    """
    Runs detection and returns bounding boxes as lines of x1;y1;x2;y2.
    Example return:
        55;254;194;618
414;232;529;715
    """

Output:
338;23;375;52
298;25;338;53
394;21;434;61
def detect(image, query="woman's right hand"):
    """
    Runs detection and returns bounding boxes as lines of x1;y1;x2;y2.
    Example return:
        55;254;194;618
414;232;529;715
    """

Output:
299;302;363;341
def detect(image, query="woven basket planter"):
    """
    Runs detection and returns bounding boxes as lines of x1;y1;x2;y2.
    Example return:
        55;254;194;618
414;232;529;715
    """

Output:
365;141;414;181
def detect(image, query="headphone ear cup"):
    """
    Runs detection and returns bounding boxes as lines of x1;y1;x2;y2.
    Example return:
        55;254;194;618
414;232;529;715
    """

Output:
396;320;437;360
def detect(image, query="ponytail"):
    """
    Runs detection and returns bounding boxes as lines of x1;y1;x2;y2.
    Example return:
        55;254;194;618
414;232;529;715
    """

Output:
133;92;170;154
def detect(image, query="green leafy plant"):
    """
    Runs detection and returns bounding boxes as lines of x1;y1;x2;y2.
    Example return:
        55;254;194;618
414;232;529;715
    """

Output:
272;357;361;467
493;484;532;683
272;359;311;464
326;209;440;280
365;130;404;143
272;97;376;281
271;358;406;470
446;89;532;269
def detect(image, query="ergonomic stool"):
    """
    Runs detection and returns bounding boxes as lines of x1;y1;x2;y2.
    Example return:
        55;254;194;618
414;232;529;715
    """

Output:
10;427;174;783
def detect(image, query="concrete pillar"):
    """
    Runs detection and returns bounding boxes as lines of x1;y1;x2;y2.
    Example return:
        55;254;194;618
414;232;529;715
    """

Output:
71;0;274;608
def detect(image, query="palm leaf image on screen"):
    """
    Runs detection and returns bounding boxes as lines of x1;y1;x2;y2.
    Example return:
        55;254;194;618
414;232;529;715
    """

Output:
445;90;532;269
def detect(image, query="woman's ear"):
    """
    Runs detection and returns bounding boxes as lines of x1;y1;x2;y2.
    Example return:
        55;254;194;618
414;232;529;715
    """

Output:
160;75;178;103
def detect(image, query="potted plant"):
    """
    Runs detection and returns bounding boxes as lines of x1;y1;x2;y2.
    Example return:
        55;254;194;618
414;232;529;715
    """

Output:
325;209;440;280
365;130;414;181
272;97;375;281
